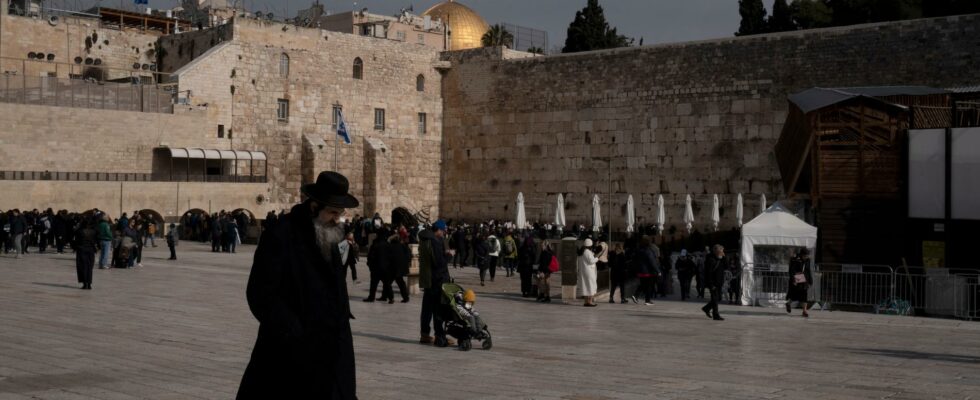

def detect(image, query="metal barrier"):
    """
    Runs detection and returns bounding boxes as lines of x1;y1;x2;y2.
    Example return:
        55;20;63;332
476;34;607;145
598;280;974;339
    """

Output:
743;263;980;320
953;275;980;321
742;263;820;306
817;264;894;309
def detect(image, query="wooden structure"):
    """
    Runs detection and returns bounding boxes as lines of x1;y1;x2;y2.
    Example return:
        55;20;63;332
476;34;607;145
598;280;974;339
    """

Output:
97;8;190;35
775;87;949;264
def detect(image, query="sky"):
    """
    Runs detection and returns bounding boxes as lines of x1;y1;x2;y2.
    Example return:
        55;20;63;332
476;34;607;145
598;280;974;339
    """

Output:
86;0;778;50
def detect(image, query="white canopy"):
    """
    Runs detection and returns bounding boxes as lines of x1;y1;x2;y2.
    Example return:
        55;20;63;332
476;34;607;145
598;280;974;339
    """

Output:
736;193;744;228
592;194;602;232
656;194;665;235
739;203;818;306
555;193;566;228
516;192;527;230
711;194;720;231
683;194;694;233
625;194;635;233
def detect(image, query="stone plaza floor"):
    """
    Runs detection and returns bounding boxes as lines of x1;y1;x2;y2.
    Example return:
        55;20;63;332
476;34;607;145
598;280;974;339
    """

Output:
1;243;979;399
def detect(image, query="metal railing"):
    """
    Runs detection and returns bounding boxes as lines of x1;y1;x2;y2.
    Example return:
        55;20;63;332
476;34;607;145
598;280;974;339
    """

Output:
0;171;267;183
742;263;820;305
0;57;175;114
743;263;980;320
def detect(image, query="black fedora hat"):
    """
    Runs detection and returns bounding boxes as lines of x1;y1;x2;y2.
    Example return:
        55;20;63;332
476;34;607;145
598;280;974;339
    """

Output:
301;171;359;209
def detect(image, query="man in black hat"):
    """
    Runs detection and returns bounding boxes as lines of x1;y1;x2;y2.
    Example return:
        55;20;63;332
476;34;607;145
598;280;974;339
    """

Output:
237;171;359;400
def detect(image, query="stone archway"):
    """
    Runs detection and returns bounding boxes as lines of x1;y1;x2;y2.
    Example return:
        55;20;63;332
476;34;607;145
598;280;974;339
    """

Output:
232;208;259;243
180;208;209;242
138;209;165;238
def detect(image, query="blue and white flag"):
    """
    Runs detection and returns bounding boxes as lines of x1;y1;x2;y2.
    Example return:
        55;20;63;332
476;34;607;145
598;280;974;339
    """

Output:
337;110;352;144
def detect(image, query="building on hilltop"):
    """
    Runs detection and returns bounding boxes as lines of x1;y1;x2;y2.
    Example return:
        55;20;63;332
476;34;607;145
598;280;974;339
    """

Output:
295;4;448;51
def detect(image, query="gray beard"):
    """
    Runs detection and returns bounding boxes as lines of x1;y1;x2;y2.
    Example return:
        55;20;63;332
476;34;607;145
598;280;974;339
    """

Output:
313;220;345;264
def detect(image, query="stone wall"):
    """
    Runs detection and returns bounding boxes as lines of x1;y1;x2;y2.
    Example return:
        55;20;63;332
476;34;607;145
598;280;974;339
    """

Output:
0;103;218;173
0;180;272;222
170;17;446;218
0;13;163;80
440;15;980;231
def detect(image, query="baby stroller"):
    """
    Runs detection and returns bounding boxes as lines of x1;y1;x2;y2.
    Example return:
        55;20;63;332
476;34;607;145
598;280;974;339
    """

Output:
437;282;492;351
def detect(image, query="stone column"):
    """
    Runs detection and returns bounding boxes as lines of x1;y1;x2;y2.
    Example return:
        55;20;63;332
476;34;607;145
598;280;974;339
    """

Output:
407;243;420;295
559;237;578;304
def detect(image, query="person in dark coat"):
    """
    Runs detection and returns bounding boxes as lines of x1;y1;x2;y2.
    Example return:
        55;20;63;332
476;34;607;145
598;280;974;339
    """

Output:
341;232;360;282
363;232;390;303
72;216;99;290
608;243;628;303
166;223;178;260
418;220;452;346
535;240;555;303
701;244;727;321
633;236;661;305
387;229;411;303
474;234;490;286
237;171;359;400
786;247;814;317
517;235;537;297
675;250;696;301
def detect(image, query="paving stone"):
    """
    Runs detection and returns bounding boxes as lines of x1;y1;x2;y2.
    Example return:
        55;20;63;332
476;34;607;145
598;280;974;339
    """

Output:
1;244;979;399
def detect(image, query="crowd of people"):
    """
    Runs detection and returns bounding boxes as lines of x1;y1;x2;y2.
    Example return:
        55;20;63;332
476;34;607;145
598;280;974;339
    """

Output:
180;210;252;253
1;208;178;289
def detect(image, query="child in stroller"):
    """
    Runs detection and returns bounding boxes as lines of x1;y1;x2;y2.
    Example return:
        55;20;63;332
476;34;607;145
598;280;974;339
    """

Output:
437;282;492;351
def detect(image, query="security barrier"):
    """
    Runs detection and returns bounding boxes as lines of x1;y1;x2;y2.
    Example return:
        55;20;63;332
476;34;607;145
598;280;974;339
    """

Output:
742;264;979;320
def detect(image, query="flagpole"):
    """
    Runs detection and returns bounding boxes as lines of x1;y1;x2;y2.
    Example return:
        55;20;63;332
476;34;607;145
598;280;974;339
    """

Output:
334;129;339;171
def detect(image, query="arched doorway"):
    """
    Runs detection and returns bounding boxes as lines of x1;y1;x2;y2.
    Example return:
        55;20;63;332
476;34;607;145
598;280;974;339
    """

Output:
180;208;209;242
136;209;165;240
232;208;258;243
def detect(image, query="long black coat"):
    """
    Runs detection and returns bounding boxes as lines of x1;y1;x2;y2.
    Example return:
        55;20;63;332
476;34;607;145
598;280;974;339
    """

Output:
389;240;411;277
237;203;356;400
704;255;727;289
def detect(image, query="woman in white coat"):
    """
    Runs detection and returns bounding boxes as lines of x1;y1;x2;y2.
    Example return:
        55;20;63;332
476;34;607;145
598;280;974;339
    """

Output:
577;238;599;307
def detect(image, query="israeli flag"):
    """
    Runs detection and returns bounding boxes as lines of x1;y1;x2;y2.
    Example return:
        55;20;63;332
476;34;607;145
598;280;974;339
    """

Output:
337;110;352;144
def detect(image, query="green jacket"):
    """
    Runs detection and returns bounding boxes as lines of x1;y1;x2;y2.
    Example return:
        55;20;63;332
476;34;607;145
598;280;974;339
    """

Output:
96;221;112;241
503;235;518;259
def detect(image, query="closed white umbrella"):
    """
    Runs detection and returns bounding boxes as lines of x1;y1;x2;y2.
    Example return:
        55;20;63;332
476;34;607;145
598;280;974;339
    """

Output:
656;194;665;235
626;194;636;233
516;192;527;230
711;194;720;231
555;193;566;229
736;193;744;228
683;194;695;233
592;194;602;232
760;193;767;215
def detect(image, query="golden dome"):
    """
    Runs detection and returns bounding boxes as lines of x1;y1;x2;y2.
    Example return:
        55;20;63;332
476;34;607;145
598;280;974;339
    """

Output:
422;0;489;51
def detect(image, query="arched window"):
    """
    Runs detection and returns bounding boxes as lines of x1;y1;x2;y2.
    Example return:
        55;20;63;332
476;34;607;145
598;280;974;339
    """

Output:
416;74;425;92
352;57;363;80
279;53;289;78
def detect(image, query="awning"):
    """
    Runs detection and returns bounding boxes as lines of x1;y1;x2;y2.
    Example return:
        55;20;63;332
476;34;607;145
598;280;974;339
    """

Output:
161;148;267;161
186;148;206;159
167;148;188;158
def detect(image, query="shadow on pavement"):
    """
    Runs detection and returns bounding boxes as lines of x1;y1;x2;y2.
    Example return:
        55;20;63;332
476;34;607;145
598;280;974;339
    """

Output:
841;348;980;364
352;331;422;345
31;282;81;290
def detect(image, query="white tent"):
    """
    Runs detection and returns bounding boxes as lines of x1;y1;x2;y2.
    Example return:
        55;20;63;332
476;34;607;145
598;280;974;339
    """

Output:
516;192;527;230
739;203;818;306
